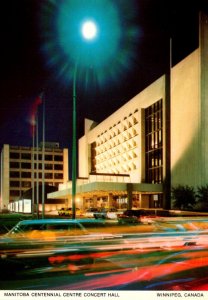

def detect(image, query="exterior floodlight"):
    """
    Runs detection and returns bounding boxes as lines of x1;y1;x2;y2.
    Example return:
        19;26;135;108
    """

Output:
82;21;97;40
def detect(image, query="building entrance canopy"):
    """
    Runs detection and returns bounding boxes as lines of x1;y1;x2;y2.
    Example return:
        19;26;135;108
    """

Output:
47;181;163;200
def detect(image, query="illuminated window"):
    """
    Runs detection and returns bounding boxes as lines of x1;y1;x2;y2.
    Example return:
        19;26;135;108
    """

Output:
145;99;163;184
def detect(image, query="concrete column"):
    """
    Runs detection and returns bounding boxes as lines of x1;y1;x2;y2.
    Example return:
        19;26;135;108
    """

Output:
127;183;133;209
108;193;113;208
79;197;84;210
67;197;71;208
140;194;150;208
92;195;97;208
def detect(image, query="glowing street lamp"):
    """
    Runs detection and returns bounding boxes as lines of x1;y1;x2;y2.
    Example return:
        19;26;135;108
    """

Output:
81;21;98;40
71;20;98;219
41;0;139;219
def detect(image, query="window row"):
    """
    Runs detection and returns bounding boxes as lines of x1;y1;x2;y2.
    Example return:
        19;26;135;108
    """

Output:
97;111;139;141
145;167;163;184
145;130;162;151
96;139;137;156
145;99;163;184
10;172;63;179
96;129;138;149
145;150;163;168
96;150;138;165
145;111;162;133
10;162;63;170
9;152;63;161
97;126;138;146
97;161;137;173
10;183;61;197
145;99;162;117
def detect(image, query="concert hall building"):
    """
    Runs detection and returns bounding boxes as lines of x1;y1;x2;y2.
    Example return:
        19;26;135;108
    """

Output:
48;11;208;211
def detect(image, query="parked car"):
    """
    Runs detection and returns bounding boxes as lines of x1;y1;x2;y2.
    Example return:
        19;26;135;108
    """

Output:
118;209;142;224
58;207;66;216
58;207;83;217
93;208;119;220
84;208;100;218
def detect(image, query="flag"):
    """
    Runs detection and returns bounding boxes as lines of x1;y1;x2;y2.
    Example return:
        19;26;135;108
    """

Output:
29;93;43;136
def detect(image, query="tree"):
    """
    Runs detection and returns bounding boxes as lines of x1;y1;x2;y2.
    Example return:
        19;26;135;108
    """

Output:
195;184;208;211
171;185;196;210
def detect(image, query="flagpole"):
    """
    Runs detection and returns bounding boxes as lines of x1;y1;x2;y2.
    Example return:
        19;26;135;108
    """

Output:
72;62;78;219
36;112;39;219
30;94;42;218
42;95;45;219
32;125;35;218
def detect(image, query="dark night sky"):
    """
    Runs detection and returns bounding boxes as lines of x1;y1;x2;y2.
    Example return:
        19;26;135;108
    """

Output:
0;0;206;152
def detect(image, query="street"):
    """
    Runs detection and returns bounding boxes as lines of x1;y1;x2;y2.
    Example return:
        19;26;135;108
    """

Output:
1;217;208;290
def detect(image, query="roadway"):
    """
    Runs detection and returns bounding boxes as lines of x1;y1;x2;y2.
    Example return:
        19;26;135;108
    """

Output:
1;216;208;290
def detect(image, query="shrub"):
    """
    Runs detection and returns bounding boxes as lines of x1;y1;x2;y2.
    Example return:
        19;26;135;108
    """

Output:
195;184;208;211
171;185;196;210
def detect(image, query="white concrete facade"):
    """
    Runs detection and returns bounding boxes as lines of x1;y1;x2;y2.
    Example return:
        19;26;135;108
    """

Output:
49;77;165;210
79;76;166;184
171;12;208;189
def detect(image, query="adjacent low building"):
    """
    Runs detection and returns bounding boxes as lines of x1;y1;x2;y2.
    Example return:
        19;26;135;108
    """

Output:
0;142;68;212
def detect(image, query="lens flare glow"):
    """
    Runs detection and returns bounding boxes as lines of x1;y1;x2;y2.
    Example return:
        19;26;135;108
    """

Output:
39;0;141;88
81;21;97;40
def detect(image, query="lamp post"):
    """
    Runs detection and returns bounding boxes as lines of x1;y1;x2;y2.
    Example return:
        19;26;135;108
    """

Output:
71;20;98;219
42;0;138;218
